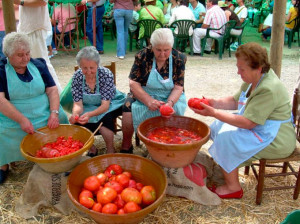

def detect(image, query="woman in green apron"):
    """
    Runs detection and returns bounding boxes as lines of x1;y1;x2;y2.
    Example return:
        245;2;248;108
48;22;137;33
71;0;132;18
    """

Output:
69;46;125;155
121;28;187;153
191;43;296;199
0;32;68;184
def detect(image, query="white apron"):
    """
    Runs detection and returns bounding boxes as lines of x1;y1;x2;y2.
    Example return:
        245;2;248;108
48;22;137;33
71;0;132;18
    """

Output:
209;74;291;173
82;70;125;123
0;59;68;166
132;54;187;131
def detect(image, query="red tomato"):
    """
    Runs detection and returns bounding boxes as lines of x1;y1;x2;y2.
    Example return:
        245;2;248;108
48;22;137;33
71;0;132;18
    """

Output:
84;176;101;192
140;186;156;205
128;179;137;189
117;208;125;215
114;194;126;209
116;174;130;188
79;196;94;209
79;189;93;199
159;104;174;116
104;180;124;194
96;173;108;186
74;115;79;121
123;201;141;213
102;203;118;214
188;97;209;110
92;203;102;212
121;188;142;204
104;164;123;178
136;183;144;192
122;171;132;179
97;187;117;204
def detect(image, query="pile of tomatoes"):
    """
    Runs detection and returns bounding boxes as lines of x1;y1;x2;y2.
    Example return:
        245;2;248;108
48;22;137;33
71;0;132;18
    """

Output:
147;127;202;144
35;136;84;158
78;164;157;214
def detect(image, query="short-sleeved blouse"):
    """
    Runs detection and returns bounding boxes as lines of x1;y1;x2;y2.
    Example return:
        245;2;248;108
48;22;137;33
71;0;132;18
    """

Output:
71;66;116;102
129;47;186;87
0;57;56;100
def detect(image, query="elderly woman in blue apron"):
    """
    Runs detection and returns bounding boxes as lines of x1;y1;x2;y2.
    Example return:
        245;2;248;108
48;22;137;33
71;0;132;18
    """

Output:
191;42;296;199
69;46;125;155
0;32;68;184
121;28;187;153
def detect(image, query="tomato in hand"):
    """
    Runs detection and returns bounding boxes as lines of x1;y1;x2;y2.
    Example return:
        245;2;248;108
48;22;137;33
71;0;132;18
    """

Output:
104;180;124;194
92;203;102;212
140;185;156;205
188;97;210;110
97;186;117;204
160;104;174;117
121;187;142;204
79;196;94;208
104;164;123;178
102;203;118;214
84;176;101;192
124;201;141;213
115;173;130;188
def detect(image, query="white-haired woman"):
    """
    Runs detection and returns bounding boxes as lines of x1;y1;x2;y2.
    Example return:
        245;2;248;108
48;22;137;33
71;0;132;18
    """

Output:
121;28;187;153
69;46;126;155
0;32;68;184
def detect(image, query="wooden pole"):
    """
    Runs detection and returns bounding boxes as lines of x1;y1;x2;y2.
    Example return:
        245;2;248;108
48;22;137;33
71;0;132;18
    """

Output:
2;0;17;33
269;0;286;78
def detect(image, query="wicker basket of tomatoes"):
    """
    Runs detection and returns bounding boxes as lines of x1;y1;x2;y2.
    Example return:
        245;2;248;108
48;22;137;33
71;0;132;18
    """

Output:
67;153;167;224
20;124;94;173
137;115;210;168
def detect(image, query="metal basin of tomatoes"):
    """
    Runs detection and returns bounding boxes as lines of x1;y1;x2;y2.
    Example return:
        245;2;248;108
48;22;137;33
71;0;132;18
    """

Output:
20;124;94;173
67;153;167;224
137;115;210;168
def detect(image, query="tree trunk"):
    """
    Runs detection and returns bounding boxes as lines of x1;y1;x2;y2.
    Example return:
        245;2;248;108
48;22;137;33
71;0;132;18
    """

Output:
2;0;17;33
269;0;286;78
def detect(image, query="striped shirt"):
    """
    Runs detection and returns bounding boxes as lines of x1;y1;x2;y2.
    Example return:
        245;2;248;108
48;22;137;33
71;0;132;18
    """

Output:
203;5;227;34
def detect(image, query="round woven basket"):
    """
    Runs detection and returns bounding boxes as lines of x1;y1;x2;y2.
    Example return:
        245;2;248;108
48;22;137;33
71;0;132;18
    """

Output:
137;115;210;168
67;153;167;224
20;124;94;173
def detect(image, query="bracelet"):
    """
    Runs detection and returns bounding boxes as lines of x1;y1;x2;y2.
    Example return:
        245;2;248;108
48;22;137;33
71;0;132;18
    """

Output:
51;110;59;115
167;99;174;106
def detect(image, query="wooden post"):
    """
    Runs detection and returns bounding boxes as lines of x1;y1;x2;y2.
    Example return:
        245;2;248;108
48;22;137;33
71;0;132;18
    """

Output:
2;0;17;33
269;0;286;78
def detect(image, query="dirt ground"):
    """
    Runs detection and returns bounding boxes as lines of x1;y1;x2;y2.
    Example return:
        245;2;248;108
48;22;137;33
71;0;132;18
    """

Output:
0;27;299;224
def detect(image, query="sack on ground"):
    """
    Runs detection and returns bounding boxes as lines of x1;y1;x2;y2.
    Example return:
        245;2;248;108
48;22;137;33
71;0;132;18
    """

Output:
151;151;224;205
15;157;89;219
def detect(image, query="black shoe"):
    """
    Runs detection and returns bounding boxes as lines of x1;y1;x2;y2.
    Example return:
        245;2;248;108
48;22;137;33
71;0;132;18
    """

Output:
188;52;201;56
120;146;134;154
87;145;98;157
204;50;211;54
0;168;9;184
98;50;104;54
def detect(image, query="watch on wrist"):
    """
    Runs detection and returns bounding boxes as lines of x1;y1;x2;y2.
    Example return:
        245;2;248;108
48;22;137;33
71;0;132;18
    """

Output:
20;0;24;6
51;110;59;115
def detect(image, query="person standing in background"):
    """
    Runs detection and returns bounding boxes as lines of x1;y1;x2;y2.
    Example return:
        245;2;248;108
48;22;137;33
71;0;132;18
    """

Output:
112;0;134;60
14;0;62;93
81;0;106;54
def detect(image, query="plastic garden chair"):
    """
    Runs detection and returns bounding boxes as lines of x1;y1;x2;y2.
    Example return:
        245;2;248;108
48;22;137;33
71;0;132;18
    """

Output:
230;19;248;46
137;19;163;49
200;20;236;60
285;16;300;49
281;210;300;224
169;19;196;55
128;23;139;52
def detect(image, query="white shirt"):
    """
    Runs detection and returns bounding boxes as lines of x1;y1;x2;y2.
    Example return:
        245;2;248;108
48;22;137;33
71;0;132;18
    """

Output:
234;5;248;20
169;5;195;35
263;13;273;27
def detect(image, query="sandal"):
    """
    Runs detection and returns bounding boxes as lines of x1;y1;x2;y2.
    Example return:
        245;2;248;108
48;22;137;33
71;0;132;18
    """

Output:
87;145;98;157
120;146;134;154
0;165;9;184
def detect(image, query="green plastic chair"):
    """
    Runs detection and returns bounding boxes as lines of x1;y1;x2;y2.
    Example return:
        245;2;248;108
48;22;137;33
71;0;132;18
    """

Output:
169;19;196;55
281;210;300;224
230;19;248;46
285;16;300;49
128;23;139;52
137;19;163;49
200;20;237;60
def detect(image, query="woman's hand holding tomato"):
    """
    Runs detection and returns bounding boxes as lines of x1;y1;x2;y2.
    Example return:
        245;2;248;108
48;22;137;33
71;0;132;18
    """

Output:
147;98;164;111
159;104;175;118
69;114;80;124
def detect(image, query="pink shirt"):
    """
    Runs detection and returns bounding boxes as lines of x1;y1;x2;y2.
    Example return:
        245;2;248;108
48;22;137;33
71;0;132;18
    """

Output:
113;0;134;10
0;0;4;31
52;4;76;33
203;5;227;34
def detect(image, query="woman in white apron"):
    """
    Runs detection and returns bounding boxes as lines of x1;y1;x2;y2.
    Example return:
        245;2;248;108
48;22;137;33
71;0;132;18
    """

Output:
191;43;296;199
69;47;125;155
121;28;187;153
0;32;68;184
